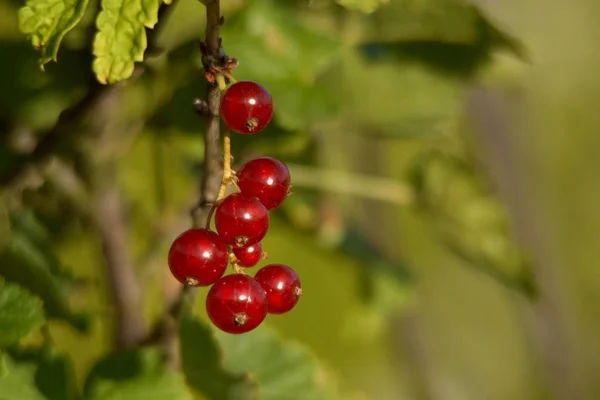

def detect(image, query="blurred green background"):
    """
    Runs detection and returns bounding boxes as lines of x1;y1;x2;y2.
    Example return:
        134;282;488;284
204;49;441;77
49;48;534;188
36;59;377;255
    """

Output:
2;0;600;399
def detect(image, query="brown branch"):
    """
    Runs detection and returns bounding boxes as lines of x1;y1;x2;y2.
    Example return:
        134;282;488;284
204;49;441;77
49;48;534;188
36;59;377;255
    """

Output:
96;187;147;348
160;0;225;369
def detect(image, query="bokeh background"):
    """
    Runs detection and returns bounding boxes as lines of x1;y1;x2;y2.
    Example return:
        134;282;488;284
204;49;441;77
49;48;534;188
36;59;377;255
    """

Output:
2;0;600;399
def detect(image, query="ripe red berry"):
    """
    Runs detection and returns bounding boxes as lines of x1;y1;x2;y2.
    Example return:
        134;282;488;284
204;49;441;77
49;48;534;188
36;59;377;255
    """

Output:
206;274;267;334
233;243;264;268
220;81;273;134
215;193;269;248
254;264;302;314
237;157;291;210
168;229;228;286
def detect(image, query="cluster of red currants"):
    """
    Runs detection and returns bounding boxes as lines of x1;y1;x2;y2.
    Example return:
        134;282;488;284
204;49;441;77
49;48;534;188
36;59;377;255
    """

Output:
168;81;302;334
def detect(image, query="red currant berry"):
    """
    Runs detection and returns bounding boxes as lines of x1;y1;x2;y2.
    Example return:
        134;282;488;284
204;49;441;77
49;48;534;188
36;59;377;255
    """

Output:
220;81;273;134
206;274;267;334
254;264;302;314
233;243;265;268
237;157;291;210
168;229;228;286
215;193;269;248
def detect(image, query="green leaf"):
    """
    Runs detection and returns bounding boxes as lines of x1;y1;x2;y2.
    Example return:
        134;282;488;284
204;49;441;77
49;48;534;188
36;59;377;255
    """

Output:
0;210;90;333
359;10;526;79
0;353;46;400
179;312;256;400
215;326;338;400
7;347;79;400
223;0;340;82
329;48;463;139
267;81;339;131
92;0;166;84
409;150;535;297
358;0;479;44
335;0;389;14
18;0;90;67
83;348;192;400
221;0;341;129
0;279;45;347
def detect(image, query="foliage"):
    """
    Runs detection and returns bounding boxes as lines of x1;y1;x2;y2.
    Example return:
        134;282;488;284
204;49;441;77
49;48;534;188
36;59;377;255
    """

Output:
0;279;44;347
0;0;545;398
83;348;192;400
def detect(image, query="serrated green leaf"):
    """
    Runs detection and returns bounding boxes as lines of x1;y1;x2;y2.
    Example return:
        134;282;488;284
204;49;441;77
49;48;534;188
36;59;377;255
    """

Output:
84;348;192;400
18;0;90;67
92;0;163;84
336;0;389;14
179;312;256;400
7;347;79;400
215;326;338;400
0;353;46;400
0;210;90;333
0;280;45;347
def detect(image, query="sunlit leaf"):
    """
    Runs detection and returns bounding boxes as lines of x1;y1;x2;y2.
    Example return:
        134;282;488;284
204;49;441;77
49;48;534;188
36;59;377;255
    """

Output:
0;353;46;400
216;326;339;400
83;348;192;400
18;0;90;67
0;210;90;333
92;0;168;84
179;311;256;400
0;279;45;347
7;347;79;400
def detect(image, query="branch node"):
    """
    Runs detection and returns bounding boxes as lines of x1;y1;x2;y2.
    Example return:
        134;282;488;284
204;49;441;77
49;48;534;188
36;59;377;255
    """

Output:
193;98;210;116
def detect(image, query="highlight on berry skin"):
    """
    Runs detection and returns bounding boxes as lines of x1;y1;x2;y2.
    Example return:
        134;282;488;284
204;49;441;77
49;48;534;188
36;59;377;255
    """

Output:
233;243;265;268
237;157;291;210
205;273;268;334
255;264;302;315
220;81;274;135
166;74;303;334
214;192;270;248
167;228;229;287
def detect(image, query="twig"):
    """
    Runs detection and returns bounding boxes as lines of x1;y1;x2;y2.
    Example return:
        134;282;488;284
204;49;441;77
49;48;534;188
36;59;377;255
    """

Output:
287;163;414;206
161;0;225;369
96;187;147;348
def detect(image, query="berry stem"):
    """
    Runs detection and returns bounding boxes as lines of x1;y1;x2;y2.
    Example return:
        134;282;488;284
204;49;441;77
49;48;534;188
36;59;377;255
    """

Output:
223;72;237;83
163;0;225;371
216;74;227;92
204;128;234;229
218;128;233;199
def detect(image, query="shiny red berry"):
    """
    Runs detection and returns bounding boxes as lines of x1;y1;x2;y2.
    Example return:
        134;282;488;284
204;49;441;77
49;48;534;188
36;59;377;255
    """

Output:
237;157;291;210
215;193;269;248
220;81;273;134
233;243;265;268
168;229;228;286
254;264;302;314
206;274;267;334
